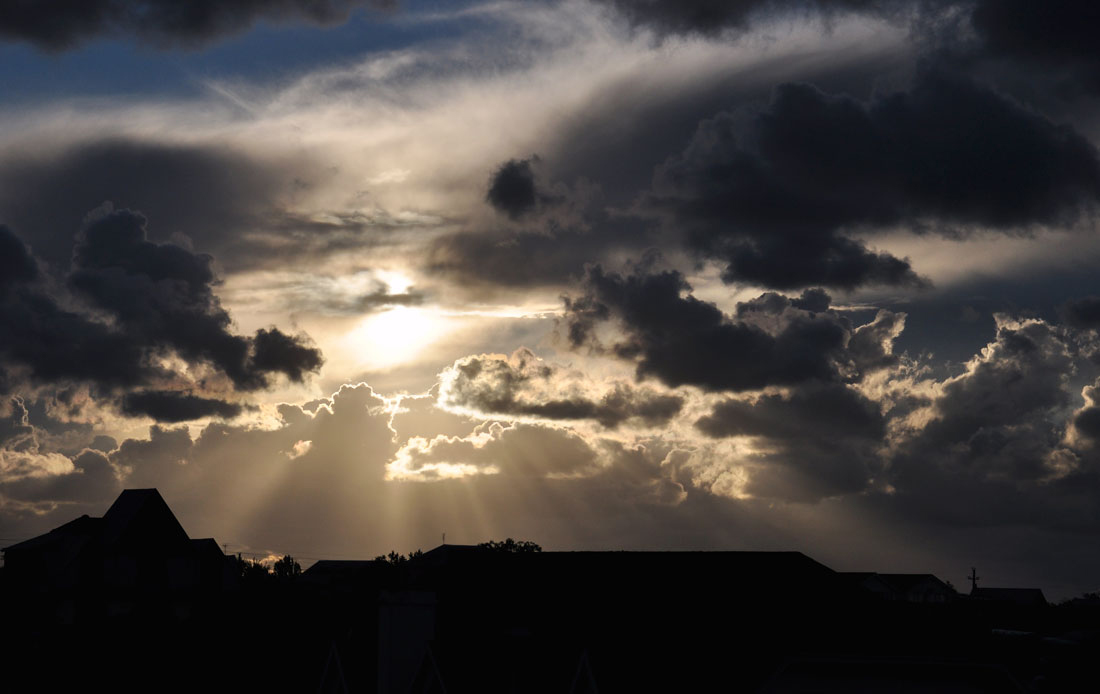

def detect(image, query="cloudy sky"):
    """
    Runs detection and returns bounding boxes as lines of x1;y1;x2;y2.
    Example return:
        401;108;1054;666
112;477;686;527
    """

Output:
3;0;1100;597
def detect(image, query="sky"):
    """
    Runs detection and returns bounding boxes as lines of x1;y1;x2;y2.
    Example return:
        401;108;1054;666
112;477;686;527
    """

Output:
2;0;1100;599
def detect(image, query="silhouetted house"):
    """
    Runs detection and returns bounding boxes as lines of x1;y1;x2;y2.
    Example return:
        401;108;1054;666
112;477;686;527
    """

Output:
840;572;898;600
880;573;956;603
2;488;227;624
971;587;1048;608
842;572;955;603
369;546;861;693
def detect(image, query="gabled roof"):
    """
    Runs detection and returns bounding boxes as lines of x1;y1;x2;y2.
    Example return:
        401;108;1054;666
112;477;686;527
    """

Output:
5;489;198;561
2;514;101;554
101;488;189;547
839;572;897;595
415;547;842;601
971;587;1048;606
878;573;952;594
301;560;387;587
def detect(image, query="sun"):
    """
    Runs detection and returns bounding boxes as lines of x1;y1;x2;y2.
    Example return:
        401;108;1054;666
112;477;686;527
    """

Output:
342;306;450;370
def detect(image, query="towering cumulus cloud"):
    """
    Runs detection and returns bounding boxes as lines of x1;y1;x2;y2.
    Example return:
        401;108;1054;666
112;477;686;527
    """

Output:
0;207;322;421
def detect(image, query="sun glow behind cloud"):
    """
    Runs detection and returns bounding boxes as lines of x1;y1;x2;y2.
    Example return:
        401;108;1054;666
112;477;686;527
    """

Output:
340;306;455;371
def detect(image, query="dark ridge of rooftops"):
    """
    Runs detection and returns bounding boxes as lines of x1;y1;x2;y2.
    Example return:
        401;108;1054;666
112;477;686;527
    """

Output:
3;491;1054;604
424;544;816;556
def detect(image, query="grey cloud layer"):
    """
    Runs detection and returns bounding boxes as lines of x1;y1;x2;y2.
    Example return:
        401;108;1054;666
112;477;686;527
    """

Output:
593;0;912;36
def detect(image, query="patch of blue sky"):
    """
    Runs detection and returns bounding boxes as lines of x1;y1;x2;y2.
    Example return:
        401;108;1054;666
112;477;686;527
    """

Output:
0;0;495;103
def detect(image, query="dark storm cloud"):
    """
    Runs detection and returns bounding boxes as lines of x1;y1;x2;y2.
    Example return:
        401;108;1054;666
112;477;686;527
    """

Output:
592;0;908;36
0;0;399;51
0;139;289;272
441;349;684;428
426;40;917;293
696;382;886;500
0;211;322;404
70;208;323;391
968;0;1100;91
564;265;903;391
0;233;154;389
484;155;571;222
250;328;325;384
120;391;245;423
598;0;1100;97
486;158;540;220
646;71;1100;289
0;225;39;295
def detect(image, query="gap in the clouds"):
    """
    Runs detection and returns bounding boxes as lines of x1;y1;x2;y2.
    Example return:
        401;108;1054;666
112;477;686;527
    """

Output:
889;262;1100;368
0;0;491;104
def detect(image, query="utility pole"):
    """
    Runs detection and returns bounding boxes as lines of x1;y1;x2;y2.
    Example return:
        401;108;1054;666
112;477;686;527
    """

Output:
968;567;980;592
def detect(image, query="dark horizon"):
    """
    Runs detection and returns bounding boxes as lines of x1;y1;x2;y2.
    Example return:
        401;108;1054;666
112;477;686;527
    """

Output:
5;486;1096;692
0;487;1073;602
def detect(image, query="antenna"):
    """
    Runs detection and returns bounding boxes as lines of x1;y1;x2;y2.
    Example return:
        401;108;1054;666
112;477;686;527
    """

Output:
442;532;446;545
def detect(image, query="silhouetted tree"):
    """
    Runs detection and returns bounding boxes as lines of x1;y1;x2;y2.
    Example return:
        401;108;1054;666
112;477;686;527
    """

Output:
478;538;542;553
235;554;273;588
373;549;425;565
273;554;301;580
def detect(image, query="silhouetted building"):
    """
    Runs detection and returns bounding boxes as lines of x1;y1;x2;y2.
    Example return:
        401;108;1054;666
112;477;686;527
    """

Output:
2;488;228;624
364;545;867;693
843;572;956;603
302;559;383;590
971;586;1048;608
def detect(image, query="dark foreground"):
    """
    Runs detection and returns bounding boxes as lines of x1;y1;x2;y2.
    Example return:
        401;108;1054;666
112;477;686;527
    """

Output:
3;545;1100;693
